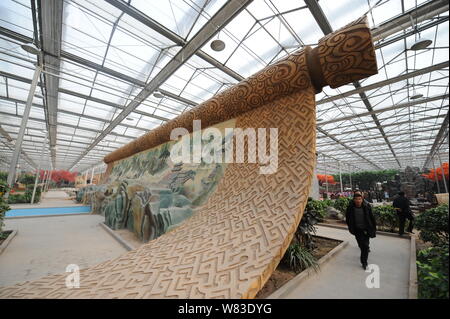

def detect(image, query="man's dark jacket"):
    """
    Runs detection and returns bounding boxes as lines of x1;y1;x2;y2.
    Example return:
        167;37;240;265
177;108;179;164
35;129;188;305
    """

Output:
345;201;377;238
392;196;412;216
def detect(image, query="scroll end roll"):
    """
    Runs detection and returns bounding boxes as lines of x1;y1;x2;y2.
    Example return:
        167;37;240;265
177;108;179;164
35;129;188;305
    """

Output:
312;16;378;90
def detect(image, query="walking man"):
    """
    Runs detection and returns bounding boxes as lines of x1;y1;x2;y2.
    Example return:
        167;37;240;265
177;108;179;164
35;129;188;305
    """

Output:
392;191;414;235
345;193;377;270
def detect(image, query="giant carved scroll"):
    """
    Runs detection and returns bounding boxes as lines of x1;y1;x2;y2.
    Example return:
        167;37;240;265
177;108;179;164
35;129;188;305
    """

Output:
0;17;377;298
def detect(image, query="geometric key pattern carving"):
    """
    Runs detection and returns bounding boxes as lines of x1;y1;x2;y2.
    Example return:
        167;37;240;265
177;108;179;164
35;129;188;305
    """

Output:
0;89;316;299
0;16;377;298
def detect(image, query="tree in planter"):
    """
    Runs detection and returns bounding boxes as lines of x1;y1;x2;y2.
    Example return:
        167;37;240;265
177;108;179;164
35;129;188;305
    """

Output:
415;204;449;247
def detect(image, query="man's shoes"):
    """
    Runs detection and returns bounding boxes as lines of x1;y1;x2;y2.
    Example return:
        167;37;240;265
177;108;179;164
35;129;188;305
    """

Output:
362;263;368;270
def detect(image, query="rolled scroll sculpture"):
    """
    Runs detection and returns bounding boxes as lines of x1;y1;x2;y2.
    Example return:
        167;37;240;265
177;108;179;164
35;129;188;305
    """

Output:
0;17;377;298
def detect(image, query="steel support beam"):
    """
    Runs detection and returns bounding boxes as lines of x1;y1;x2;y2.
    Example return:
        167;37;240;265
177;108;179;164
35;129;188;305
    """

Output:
320;113;447;137
5;66;41;196
0;125;37;168
0;112;138;140
67;0;252;170
374;16;449;50
355;81;402;167
104;0;244;82
423;110;449;169
317;127;383;170
318;94;448;126
39;0;63;169
0;94;151;133
371;0;449;42
0;71;170;122
318;62;449;105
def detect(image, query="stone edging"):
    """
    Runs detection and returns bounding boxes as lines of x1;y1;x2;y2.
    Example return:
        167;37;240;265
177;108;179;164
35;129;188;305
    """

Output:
266;238;349;299
0;230;18;255
317;222;411;239
409;235;418;299
98;222;135;251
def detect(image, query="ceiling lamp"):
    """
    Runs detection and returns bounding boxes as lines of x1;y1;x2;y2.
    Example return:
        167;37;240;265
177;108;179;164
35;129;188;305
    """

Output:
153;90;164;99
210;39;225;52
125;117;134;121
410;91;423;99
410;37;432;51
20;42;40;55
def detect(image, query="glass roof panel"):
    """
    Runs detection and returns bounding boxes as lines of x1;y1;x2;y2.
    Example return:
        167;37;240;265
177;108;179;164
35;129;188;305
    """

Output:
62;0;114;64
0;0;34;38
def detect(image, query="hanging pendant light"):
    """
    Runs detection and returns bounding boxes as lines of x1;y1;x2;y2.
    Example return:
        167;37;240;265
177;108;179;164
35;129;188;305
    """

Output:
153;90;164;99
210;29;225;52
21;42;40;55
410;37;432;51
410;91;423;99
211;39;225;51
409;14;432;51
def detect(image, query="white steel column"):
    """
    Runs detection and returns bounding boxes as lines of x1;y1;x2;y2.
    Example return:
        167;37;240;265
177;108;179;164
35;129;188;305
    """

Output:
5;66;41;198
349;164;353;190
432;158;441;193
324;154;329;195
437;153;448;193
90;167;95;185
31;130;47;204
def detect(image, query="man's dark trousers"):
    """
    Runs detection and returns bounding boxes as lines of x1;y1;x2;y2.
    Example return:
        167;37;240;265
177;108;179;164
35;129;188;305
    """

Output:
398;212;414;235
354;229;370;265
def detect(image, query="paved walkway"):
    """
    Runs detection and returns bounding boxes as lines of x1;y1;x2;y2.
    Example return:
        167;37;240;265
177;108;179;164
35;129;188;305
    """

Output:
9;190;83;209
272;225;411;299
0;215;126;287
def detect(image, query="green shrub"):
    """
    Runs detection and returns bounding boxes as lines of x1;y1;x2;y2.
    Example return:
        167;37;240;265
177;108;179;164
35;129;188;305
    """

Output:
26;185;41;203
372;205;398;232
18;174;35;186
305;198;328;221
283;242;319;273
7;193;29;204
296;204;320;250
417;245;449;299
0;180;10;233
333;197;350;215
415;204;449;247
322;199;333;208
0;172;7;182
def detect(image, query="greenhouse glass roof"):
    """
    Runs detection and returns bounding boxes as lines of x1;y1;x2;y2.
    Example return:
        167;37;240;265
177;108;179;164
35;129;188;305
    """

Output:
0;0;448;175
